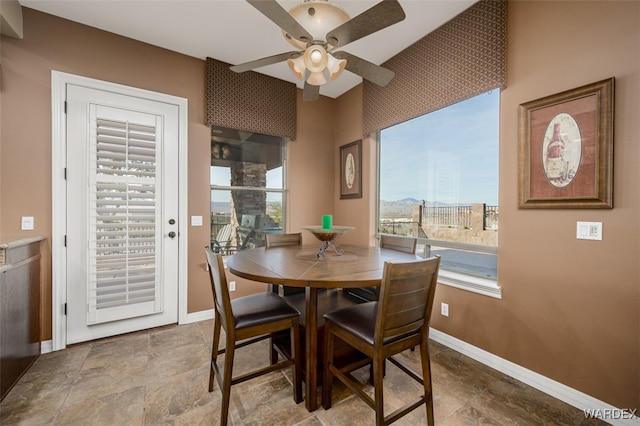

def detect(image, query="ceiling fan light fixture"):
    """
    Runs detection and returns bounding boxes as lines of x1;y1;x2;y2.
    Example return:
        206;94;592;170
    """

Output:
307;70;327;86
283;0;350;50
237;0;406;100
303;45;328;73
287;56;306;80
310;49;323;64
326;53;347;80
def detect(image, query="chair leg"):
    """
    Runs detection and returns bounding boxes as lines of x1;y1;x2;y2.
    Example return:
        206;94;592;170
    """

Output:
291;319;303;403
419;340;435;426
373;357;385;426
369;359;386;386
321;323;335;409
209;316;222;392
220;335;235;426
270;332;278;365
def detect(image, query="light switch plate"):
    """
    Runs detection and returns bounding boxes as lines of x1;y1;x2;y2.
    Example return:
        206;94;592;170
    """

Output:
441;302;449;317
577;221;602;240
191;216;203;227
21;216;34;230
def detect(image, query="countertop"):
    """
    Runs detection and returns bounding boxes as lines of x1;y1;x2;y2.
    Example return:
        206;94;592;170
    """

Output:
0;236;45;272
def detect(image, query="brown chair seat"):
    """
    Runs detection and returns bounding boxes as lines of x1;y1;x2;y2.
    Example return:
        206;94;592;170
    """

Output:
323;302;421;347
232;292;302;329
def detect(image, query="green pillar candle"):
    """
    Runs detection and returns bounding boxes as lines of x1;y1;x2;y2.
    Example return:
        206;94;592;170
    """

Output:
322;215;332;230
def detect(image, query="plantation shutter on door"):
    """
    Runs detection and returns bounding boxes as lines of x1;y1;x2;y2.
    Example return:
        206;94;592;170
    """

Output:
88;105;164;325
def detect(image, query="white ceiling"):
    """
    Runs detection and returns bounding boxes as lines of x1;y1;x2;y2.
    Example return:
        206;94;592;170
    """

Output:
20;0;477;98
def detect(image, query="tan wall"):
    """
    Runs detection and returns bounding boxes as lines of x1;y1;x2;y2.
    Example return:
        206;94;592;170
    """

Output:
332;84;376;246
288;92;336;243
497;1;638;409
335;0;640;410
1;0;638;412
0;8;205;335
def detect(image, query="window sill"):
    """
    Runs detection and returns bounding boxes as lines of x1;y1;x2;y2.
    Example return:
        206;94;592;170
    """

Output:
438;269;502;299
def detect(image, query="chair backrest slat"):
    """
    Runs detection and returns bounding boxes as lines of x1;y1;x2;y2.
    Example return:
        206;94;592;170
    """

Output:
265;232;302;249
217;223;232;242
380;235;417;254
205;247;234;329
376;256;441;344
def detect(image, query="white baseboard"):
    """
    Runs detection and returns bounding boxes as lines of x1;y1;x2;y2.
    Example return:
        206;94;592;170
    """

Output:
182;308;214;324
429;328;640;426
41;340;53;354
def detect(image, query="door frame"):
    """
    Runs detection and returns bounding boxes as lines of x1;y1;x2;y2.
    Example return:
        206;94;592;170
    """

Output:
51;71;188;351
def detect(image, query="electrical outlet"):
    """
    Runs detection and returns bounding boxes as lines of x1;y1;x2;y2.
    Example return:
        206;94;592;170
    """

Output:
229;281;236;292
441;302;449;317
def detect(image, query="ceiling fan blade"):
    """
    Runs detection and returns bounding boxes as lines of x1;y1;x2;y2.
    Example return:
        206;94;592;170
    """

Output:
326;0;406;49
303;82;320;101
246;0;313;44
333;51;395;86
230;51;301;73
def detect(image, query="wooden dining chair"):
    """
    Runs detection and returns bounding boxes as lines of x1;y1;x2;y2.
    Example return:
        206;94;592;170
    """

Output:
204;247;303;426
380;234;418;253
265;233;305;296
322;256;441;426
345;234;418;302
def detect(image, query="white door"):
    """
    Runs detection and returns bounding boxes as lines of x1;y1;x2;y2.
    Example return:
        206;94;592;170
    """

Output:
65;84;179;344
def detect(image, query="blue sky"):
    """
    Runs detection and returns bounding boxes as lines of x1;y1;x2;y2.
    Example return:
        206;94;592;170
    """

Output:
379;90;499;205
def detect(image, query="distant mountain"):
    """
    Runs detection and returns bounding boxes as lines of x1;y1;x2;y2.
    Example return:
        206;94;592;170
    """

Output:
379;198;418;218
397;197;421;204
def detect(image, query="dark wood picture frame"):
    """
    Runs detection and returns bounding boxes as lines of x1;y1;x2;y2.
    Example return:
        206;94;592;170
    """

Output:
340;140;362;199
518;78;614;209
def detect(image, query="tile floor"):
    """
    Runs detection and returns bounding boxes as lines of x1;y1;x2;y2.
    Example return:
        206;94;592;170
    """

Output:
1;320;607;425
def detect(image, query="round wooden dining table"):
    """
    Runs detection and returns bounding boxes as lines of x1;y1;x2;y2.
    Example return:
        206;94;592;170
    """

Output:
226;243;419;411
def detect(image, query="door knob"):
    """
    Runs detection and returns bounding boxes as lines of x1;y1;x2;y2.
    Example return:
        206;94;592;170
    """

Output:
168;231;176;238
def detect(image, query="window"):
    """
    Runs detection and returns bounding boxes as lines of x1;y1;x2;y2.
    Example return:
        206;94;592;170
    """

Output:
378;90;501;298
210;127;286;255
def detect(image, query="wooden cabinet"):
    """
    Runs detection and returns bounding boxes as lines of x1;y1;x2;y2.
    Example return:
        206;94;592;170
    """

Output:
0;237;43;401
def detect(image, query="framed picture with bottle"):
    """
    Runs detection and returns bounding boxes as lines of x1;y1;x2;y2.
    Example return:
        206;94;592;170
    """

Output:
518;78;614;209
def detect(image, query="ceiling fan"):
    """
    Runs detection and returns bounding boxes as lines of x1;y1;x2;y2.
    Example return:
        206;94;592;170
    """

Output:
230;0;406;101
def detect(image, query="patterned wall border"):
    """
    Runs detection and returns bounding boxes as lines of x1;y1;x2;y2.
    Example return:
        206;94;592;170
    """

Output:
363;0;507;135
205;58;297;139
